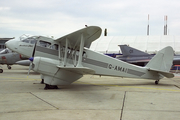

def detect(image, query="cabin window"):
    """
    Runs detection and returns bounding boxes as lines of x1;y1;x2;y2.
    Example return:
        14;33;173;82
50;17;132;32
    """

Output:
39;40;51;48
51;44;58;50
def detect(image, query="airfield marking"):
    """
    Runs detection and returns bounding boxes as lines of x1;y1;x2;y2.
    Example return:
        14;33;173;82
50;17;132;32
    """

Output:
106;85;180;92
0;76;179;92
75;81;180;92
0;76;41;81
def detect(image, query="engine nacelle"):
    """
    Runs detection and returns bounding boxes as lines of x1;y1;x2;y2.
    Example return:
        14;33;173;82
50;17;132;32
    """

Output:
16;60;30;66
32;57;83;85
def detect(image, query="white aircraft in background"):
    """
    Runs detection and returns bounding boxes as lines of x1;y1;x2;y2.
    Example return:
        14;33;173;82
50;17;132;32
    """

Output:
0;48;30;73
5;26;174;89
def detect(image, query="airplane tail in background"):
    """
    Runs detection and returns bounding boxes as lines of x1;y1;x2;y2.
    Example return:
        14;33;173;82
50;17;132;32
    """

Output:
119;45;149;56
145;46;174;78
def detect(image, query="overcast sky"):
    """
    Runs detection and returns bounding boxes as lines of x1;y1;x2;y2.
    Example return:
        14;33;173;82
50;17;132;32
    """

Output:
1;0;180;39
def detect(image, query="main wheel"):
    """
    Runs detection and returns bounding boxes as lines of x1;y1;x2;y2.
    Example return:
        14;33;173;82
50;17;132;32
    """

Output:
8;66;11;69
0;69;3;73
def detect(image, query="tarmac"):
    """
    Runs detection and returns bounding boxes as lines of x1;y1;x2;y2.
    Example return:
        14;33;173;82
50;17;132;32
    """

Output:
0;65;180;120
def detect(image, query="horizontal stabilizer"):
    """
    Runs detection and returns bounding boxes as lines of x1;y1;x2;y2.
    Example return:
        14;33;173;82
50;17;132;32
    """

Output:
148;68;174;78
119;45;149;56
57;66;95;75
55;26;102;49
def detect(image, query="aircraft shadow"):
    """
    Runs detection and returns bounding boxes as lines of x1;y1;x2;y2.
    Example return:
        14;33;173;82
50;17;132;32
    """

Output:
56;82;174;91
3;71;40;75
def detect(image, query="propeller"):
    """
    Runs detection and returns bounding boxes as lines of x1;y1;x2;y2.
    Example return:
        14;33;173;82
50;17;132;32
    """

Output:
27;41;37;78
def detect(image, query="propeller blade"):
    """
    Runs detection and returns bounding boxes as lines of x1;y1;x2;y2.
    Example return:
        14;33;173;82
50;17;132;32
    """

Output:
27;41;37;78
32;41;37;57
27;62;32;78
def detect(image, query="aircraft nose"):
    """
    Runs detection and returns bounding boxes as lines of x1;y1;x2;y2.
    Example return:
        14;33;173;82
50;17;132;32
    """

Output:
5;39;18;51
5;40;11;48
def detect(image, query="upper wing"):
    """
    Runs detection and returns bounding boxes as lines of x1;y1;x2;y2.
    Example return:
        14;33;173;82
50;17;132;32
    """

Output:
55;26;102;49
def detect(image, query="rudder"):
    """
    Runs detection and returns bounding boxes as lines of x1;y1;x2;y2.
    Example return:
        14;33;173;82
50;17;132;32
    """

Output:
145;46;174;72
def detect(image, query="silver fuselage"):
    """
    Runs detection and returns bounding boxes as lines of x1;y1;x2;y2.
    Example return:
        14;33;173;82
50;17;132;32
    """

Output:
6;36;161;82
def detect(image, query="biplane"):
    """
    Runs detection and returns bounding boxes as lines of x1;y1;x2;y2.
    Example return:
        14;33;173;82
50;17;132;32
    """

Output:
6;26;174;89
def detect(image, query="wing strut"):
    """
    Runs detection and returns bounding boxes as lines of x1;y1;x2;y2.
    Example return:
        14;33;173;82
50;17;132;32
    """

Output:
77;34;84;67
64;38;68;66
58;43;61;64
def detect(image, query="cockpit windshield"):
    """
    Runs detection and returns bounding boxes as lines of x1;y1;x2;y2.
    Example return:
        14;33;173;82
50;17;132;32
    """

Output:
19;34;58;50
0;48;11;54
20;34;38;44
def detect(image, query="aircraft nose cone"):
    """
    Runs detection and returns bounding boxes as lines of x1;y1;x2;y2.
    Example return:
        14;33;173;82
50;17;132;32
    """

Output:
5;40;18;51
5;40;12;49
5;41;9;48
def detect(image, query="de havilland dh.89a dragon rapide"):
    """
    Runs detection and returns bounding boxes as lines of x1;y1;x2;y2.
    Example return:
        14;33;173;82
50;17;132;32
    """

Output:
5;26;174;89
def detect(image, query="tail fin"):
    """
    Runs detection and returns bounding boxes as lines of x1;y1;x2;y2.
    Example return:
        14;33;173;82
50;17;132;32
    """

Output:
119;45;149;56
145;46;174;78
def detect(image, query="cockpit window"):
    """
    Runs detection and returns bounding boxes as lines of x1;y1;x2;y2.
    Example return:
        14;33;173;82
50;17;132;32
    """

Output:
21;37;37;44
20;35;38;44
21;37;38;44
30;39;37;44
39;40;51;48
22;39;30;43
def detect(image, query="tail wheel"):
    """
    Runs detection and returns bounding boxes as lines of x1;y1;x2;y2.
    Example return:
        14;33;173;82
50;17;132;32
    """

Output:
155;80;159;84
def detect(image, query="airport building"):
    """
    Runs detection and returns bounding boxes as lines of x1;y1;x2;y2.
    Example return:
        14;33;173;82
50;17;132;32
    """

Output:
0;38;14;50
90;35;180;54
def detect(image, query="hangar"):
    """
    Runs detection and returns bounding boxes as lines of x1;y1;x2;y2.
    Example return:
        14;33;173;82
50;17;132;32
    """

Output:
0;38;14;50
90;35;180;54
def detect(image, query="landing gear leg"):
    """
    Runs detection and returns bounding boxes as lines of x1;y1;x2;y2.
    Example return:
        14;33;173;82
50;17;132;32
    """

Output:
155;80;159;85
41;79;44;84
44;84;58;90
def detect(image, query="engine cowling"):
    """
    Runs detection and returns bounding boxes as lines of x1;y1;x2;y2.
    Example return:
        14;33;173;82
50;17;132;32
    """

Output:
32;57;83;85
